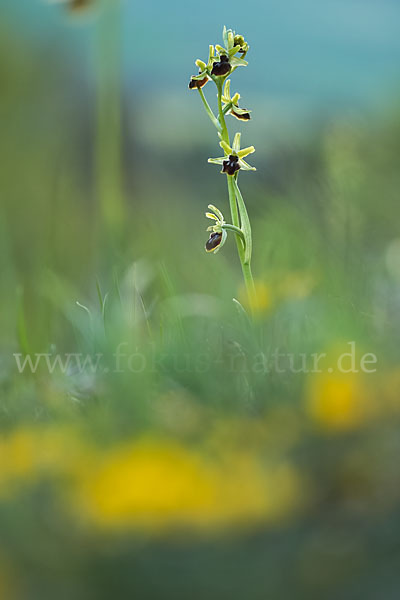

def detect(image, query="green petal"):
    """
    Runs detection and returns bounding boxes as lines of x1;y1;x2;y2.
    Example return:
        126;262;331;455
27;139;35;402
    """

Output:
219;140;232;155
191;71;208;80
230;57;248;67
223;78;231;99
222;26;228;48
228;45;241;57
232;132;241;153
208;204;224;221
227;31;234;51
232;106;250;115
208;157;225;165
237;145;255;158
238;158;256;171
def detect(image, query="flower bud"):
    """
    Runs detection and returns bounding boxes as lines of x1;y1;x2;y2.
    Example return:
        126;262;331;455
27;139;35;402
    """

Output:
234;35;244;47
233;35;249;54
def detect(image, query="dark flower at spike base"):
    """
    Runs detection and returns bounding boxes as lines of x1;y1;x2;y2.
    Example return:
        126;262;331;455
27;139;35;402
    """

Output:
211;55;231;77
222;155;240;176
205;232;223;252
188;76;209;90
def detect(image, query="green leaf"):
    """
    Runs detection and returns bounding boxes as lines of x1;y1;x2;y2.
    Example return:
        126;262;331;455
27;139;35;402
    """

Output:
233;179;252;264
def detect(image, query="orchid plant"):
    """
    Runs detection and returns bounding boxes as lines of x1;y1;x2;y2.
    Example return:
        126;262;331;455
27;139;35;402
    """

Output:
189;26;256;306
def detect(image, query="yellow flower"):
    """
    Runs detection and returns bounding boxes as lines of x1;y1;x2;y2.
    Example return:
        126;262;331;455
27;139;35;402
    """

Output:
278;270;315;300
238;279;272;315
0;426;90;496
74;439;218;529
72;437;304;531
0;426;305;533
305;372;370;431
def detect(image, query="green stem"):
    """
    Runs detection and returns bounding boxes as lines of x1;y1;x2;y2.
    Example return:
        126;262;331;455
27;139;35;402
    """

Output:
216;79;229;144
226;173;240;229
94;0;124;234
198;88;221;132
217;80;256;307
227;175;256;305
222;223;245;241
226;174;241;239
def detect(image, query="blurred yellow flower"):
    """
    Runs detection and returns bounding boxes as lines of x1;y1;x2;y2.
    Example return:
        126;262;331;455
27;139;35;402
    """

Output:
305;372;370;431
72;438;303;531
74;439;217;529
0;426;90;496
0;427;304;533
238;279;272;315
278;270;315;301
238;271;316;317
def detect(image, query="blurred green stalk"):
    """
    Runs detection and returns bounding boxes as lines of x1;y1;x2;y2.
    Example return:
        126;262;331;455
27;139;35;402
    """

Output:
216;80;256;309
94;0;124;235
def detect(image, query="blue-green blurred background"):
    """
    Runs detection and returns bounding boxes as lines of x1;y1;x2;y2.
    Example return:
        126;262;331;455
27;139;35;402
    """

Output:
1;1;400;599
2;0;400;345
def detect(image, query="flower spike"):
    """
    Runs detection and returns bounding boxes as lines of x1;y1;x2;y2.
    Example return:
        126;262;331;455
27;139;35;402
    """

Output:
189;27;257;304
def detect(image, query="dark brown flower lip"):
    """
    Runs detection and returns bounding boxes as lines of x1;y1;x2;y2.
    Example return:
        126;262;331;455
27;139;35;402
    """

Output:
188;76;209;89
222;154;240;176
205;231;223;252
211;55;231;77
231;108;251;121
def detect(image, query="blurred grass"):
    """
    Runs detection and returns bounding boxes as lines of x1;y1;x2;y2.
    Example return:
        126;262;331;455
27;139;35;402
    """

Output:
1;3;400;599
